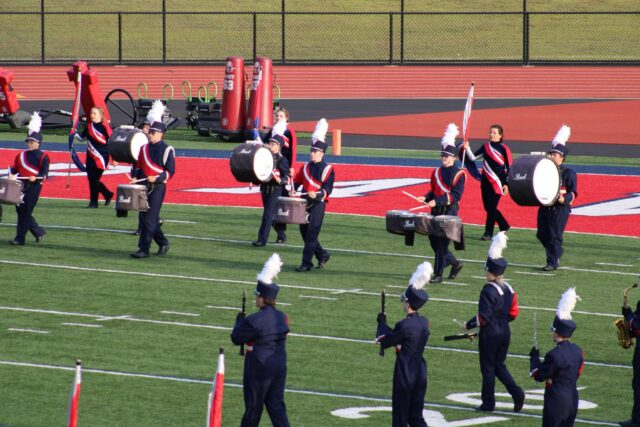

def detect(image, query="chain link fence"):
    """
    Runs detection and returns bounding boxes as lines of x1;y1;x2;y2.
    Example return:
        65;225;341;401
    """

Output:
1;1;638;64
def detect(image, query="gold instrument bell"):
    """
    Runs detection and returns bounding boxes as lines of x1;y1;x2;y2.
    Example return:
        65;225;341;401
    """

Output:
616;284;639;349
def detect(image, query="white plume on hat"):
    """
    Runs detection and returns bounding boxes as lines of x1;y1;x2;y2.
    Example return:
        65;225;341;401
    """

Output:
441;123;459;149
147;100;165;124
556;287;580;320
272;119;287;137
256;253;283;284
552;124;571;147
311;118;329;143
28;112;42;135
488;231;508;260
409;261;433;290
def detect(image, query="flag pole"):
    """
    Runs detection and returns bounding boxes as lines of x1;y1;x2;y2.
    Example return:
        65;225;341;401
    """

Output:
67;360;82;427
460;82;474;169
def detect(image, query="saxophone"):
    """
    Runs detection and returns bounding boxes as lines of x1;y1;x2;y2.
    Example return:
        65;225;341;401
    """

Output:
616;283;639;349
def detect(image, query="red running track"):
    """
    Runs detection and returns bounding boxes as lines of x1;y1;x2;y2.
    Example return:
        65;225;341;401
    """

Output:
8;65;640;100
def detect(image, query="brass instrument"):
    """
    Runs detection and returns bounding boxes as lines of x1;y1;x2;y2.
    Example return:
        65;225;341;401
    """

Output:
615;283;639;349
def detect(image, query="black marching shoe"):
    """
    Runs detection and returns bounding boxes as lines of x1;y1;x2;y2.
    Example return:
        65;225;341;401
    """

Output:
430;275;443;284
448;262;463;279
87;202;99;209
542;264;557;272
34;231;46;243
475;405;494;412
156;243;170;256
8;239;24;246
480;234;492;241
295;265;312;272
275;238;286;244
104;192;114;206
252;240;266;247
619;420;640;427
130;250;149;259
317;254;331;269
513;392;525;413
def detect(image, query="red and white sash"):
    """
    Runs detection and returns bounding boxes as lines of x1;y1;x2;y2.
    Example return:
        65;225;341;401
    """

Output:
86;141;107;170
138;144;174;181
431;167;465;204
300;163;332;201
17;152;40;176
88;123;108;145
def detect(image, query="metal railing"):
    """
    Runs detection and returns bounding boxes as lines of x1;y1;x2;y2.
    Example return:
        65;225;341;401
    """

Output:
1;7;638;65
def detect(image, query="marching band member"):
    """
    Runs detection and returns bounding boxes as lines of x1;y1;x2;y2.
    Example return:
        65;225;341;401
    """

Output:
537;125;577;271
620;296;640;427
8;112;49;245
462;124;512;240
416;123;465;283
292;119;334;272
464;232;525;413
79;106;113;208
530;287;584;426
376;262;431;427
130;119;175;258
231;254;291;427
253;134;290;246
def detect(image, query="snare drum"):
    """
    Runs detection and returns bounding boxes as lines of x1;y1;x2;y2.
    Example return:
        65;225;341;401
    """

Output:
108;126;148;163
431;215;463;242
386;210;417;235
275;197;308;224
229;142;274;184
508;155;561;206
115;184;148;212
0;177;23;205
414;212;434;236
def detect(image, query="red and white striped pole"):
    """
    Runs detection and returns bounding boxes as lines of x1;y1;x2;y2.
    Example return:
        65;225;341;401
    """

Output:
67;360;82;427
206;348;225;427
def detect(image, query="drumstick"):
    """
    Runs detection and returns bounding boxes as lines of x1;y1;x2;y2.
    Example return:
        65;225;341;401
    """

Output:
402;190;422;203
408;204;430;212
129;177;149;184
15;176;44;180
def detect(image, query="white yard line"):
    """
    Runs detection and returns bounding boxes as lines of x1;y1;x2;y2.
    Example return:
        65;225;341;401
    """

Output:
61;322;103;328
0;359;620;425
160;311;200;317
595;262;634;267
7;328;50;334
205;305;241;311
299;295;337;301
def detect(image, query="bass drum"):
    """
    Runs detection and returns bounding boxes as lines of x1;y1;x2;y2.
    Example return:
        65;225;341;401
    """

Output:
508;155;560;206
108;125;148;163
229;142;274;184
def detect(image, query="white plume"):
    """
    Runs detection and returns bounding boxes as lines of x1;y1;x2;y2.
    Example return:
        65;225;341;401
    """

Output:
311;118;329;143
552;124;571;147
556;287;580;320
272;119;287;137
256;253;283;284
409;261;433;290
441;122;459;149
488;231;508;260
147;100;165;124
28;112;42;135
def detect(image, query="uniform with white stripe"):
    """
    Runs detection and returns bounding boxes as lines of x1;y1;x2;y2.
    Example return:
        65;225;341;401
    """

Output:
423;164;465;277
466;280;524;412
293;159;335;269
132;139;176;255
10;148;49;244
81;121;113;206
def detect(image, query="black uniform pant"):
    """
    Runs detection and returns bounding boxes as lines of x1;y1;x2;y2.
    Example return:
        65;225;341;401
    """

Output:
537;205;570;268
631;345;640;422
542;386;578;427
14;184;44;243
86;153;113;204
481;179;509;236
299;201;329;268
392;357;427;427
428;234;457;277
241;358;290;427
478;331;523;410
258;187;286;244
137;184;168;254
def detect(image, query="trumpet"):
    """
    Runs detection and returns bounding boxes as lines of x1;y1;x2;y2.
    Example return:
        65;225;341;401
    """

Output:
615;283;638;349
